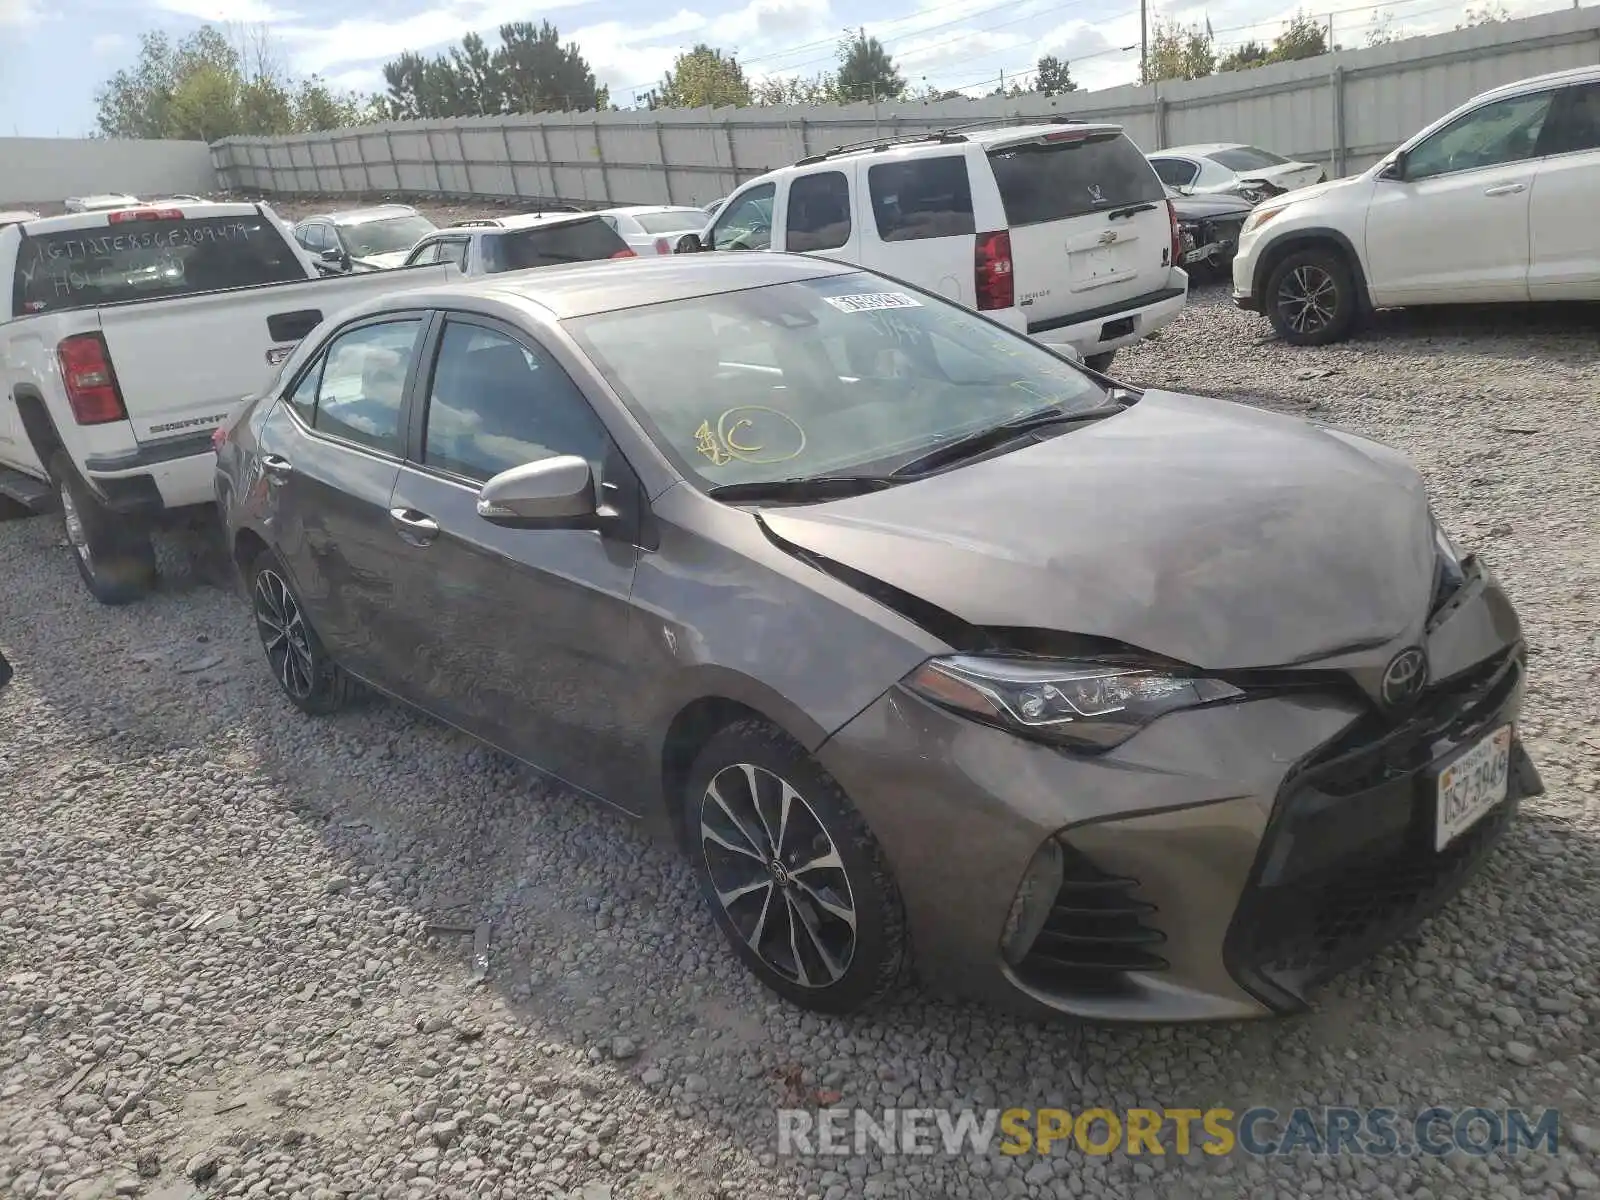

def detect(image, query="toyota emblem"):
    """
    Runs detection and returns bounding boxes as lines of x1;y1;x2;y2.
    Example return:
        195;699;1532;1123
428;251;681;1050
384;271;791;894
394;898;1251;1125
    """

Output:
1380;647;1428;710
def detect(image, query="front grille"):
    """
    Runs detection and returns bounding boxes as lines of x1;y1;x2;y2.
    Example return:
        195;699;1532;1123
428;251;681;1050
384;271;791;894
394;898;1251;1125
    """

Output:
1224;645;1527;1010
1015;843;1167;997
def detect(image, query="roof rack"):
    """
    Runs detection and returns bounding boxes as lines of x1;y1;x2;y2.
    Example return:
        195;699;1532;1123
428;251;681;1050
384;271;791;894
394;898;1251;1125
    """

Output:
794;115;1086;166
451;218;503;228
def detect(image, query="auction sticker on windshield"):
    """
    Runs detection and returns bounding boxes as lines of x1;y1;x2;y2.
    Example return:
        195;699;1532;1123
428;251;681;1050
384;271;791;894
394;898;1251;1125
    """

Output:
824;292;923;313
1435;725;1511;851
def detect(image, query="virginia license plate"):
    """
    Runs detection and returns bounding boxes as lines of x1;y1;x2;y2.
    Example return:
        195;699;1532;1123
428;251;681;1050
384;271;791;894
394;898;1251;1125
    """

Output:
1434;725;1512;851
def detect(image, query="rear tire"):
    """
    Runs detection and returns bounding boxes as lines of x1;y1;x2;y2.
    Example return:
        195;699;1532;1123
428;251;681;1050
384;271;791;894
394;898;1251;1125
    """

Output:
247;549;359;715
684;718;908;1014
49;452;156;606
1265;247;1358;346
1083;351;1117;374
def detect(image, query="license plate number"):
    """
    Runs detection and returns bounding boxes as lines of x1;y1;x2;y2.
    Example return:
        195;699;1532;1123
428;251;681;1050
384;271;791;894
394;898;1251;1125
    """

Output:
1434;725;1512;851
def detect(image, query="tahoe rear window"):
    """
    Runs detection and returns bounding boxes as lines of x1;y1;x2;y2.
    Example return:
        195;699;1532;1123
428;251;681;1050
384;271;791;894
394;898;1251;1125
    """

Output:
988;132;1166;225
12;214;306;316
482;218;631;273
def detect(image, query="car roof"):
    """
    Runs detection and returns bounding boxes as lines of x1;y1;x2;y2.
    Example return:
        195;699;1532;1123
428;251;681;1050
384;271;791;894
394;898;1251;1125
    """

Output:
315;205;421;226
601;205;707;215
1477;63;1600;101
781;121;1124;171
442;211;598;233
351;253;861;323
1152;143;1249;157
17;203;265;235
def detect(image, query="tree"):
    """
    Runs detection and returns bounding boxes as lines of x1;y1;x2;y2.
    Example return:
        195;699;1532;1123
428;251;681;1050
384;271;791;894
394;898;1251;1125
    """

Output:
654;44;751;108
380;21;607;119
95;23;376;140
1457;2;1511;27
1217;41;1271;72
1364;11;1402;46
1269;12;1329;62
1035;54;1078;95
1141;19;1215;84
836;28;906;103
753;74;842;106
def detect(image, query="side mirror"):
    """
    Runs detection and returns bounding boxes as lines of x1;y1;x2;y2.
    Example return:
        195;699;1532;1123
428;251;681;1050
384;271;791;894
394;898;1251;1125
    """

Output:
320;247;349;268
675;232;704;254
477;455;600;529
1380;152;1407;182
0;647;12;691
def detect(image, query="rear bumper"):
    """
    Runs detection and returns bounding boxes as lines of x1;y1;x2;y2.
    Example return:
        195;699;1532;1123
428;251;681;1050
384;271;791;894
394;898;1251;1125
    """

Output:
1022;277;1189;357
84;443;216;518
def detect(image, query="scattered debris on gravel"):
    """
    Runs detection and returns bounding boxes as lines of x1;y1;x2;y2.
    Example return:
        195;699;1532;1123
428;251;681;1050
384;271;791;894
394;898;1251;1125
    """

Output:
2;282;1597;1200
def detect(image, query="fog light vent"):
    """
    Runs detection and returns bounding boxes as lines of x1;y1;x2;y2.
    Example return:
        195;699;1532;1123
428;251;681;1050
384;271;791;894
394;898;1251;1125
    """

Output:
1015;841;1168;993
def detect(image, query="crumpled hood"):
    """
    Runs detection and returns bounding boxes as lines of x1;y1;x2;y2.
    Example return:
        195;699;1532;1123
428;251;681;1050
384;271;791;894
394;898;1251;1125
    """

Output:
758;390;1434;671
351;250;412;271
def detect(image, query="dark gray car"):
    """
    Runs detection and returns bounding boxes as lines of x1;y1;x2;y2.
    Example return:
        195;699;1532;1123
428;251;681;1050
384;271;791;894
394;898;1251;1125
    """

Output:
214;254;1541;1022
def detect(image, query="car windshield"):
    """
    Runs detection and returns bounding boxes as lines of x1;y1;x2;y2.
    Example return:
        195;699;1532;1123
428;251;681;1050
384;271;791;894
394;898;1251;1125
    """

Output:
567;271;1106;488
634;210;707;234
340;215;435;256
1208;146;1290;171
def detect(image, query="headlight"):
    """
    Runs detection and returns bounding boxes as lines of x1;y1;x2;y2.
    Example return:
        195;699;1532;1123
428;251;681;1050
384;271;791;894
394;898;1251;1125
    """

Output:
1241;204;1291;236
903;656;1244;750
1431;511;1467;603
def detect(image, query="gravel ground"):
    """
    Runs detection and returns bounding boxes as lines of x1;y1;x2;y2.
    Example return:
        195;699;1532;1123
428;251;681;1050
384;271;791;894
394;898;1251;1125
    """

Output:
2;277;1598;1200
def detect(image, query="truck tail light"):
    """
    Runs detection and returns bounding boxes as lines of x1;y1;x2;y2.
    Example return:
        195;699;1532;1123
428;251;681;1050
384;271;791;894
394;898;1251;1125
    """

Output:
653;237;671;255
609;247;637;259
974;230;1014;311
1167;199;1182;268
56;333;128;425
211;425;229;453
108;208;184;223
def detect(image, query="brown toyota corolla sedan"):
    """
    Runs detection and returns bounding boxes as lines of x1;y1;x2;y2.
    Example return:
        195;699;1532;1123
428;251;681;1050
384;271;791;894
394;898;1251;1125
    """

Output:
215;253;1541;1023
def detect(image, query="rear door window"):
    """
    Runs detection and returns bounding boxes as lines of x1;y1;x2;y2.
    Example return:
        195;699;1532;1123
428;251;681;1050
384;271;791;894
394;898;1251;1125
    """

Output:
1536;82;1600;155
866;155;976;242
483;218;630;272
987;132;1167;225
786;171;853;252
14;213;308;315
309;319;423;456
1151;157;1200;188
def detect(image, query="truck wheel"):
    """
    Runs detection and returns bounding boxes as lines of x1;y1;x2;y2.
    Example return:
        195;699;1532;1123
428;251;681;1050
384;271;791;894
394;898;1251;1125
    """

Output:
49;452;156;606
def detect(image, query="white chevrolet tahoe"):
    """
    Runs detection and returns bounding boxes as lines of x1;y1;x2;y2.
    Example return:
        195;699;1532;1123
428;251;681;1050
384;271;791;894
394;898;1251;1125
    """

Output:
1233;66;1600;344
0;201;457;604
676;122;1190;372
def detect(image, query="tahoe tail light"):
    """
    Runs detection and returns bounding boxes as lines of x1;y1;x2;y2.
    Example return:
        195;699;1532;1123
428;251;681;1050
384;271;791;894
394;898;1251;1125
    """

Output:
56;333;128;425
653;237;671;255
211;425;229;453
108;207;184;223
974;229;1014;311
1167;199;1182;267
609;247;637;259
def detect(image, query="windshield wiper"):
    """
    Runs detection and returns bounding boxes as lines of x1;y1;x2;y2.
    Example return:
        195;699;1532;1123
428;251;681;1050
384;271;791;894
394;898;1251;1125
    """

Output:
890;403;1127;478
706;474;901;503
1108;202;1159;220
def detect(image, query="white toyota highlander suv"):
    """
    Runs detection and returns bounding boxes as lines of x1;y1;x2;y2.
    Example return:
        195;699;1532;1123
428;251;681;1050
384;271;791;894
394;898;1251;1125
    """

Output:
1232;65;1600;345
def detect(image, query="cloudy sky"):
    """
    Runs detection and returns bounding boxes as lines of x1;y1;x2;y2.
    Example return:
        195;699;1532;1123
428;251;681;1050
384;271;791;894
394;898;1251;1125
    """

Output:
0;0;1563;136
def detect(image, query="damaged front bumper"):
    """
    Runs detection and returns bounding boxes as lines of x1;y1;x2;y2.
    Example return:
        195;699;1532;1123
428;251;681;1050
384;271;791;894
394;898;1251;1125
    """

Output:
817;559;1539;1023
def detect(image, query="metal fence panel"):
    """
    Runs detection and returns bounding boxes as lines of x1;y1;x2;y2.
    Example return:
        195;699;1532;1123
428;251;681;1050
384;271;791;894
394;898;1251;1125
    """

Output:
209;8;1600;206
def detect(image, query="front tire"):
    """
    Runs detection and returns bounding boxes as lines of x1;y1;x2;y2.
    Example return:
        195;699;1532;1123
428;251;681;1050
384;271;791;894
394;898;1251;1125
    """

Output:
685;719;908;1014
1265;247;1358;345
248;550;358;715
49;452;156;606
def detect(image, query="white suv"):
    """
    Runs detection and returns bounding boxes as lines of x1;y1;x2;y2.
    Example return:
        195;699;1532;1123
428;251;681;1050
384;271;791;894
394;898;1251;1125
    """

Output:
1233;65;1600;345
681;122;1189;371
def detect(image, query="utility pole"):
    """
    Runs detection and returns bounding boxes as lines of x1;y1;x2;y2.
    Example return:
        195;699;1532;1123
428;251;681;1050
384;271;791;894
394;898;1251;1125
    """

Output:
1140;0;1148;84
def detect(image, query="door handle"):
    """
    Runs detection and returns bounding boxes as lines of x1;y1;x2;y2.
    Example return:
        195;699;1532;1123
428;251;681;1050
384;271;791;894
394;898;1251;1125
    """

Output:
1483;183;1526;196
389;507;439;545
260;454;294;479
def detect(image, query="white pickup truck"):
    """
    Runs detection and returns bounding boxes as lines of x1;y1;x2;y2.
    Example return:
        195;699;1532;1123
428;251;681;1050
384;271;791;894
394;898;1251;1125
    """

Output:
0;201;456;604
